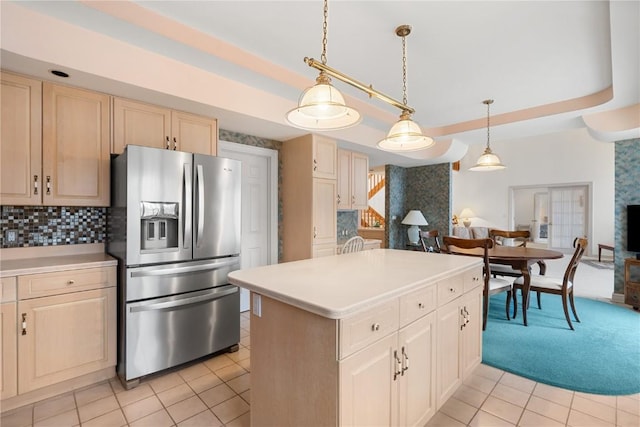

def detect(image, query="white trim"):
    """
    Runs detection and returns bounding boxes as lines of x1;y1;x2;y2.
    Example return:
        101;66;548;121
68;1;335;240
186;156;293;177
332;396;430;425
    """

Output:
218;140;278;266
611;293;625;304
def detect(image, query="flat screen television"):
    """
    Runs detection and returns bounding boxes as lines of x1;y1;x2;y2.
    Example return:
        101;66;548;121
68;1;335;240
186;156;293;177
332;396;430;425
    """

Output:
628;205;640;252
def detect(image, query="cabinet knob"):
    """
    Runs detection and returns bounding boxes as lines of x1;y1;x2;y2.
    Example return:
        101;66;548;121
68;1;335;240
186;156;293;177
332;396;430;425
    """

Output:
67;279;75;285
449;287;456;293
371;323;380;331
418;302;424;309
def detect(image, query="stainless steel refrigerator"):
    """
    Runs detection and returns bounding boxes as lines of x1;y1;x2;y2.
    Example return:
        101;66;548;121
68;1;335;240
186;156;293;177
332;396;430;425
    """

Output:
108;145;241;388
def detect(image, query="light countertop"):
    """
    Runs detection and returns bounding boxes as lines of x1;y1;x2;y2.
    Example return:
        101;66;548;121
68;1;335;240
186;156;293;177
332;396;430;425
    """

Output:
228;249;481;319
1;251;117;277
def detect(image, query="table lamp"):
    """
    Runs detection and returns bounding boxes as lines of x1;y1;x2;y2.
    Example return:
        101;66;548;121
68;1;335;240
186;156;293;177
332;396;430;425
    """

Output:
401;210;428;245
459;208;475;227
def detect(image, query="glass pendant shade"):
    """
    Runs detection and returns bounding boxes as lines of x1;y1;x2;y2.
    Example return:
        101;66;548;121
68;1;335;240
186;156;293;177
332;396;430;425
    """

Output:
377;113;435;152
469;146;506;171
286;73;361;130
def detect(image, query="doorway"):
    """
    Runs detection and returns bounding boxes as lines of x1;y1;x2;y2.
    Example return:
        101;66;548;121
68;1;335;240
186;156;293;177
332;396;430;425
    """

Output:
510;184;590;253
218;141;278;311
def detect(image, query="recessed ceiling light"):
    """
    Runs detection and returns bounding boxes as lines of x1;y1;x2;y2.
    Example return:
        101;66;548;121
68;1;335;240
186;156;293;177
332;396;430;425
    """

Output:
49;70;69;78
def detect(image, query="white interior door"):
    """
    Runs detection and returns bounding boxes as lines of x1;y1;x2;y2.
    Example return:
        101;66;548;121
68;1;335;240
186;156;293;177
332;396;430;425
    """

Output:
218;141;278;312
549;185;588;252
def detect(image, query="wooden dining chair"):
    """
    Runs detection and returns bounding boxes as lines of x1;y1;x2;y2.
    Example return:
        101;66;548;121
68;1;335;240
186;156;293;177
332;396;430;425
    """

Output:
442;236;512;330
419;229;441;252
487;229;533;278
341;236;365;254
512;237;588;330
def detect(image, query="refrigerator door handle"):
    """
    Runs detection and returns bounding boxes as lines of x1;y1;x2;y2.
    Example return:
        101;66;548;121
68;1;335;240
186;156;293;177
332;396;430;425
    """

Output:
130;258;239;277
129;286;238;313
196;164;205;247
183;163;192;249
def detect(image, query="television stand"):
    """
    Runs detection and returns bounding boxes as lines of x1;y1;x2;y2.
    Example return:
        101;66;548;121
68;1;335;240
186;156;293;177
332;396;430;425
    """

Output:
624;258;640;310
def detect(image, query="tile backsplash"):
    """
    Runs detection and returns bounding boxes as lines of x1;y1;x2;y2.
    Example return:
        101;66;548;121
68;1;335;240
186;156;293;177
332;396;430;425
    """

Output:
0;206;106;248
337;210;359;239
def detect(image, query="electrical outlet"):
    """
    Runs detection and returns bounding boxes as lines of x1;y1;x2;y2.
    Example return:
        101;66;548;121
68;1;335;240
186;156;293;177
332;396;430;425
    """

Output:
5;230;17;243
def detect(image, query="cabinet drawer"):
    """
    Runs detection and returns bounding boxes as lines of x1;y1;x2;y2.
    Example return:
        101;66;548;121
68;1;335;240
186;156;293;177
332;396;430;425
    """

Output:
1;276;17;303
463;267;483;292
339;299;399;359
18;266;116;300
399;284;436;327
437;275;464;307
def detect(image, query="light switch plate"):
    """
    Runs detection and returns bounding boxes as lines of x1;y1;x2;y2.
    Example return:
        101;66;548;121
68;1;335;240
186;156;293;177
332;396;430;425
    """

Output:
252;294;262;317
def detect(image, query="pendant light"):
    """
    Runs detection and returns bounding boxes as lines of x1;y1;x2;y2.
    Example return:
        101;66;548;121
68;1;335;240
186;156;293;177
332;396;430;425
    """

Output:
286;0;360;130
377;25;434;152
469;99;506;171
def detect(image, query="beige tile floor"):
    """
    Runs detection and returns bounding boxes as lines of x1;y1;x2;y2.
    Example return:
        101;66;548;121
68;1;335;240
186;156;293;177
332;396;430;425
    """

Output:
3;310;639;427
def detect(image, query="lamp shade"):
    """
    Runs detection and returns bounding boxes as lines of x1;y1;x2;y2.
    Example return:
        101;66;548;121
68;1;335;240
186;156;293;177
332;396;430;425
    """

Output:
286;74;361;131
377;116;434;152
459;208;475;219
402;210;428;245
469;147;506;171
402;210;428;226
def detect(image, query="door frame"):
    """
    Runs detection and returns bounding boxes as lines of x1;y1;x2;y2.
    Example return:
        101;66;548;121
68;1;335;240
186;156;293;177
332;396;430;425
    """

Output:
218;140;278;266
508;182;592;253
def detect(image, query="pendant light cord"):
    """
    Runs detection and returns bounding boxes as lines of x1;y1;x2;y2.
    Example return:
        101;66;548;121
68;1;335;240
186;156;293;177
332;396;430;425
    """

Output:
401;34;408;106
321;0;328;65
486;101;491;150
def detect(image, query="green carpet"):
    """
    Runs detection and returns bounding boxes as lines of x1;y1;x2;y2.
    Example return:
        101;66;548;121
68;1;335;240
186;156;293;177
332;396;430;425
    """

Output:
482;293;640;395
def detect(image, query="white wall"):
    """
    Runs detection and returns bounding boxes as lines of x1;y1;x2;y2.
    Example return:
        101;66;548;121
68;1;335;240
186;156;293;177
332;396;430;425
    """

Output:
452;127;615;256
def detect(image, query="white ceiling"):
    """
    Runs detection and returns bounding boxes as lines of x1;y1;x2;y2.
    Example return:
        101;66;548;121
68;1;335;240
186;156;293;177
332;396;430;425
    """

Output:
1;1;638;167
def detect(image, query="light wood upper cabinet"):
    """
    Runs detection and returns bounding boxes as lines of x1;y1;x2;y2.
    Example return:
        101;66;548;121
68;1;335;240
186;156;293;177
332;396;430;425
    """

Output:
0;72;42;206
112;97;217;155
312;134;337;179
337;149;369;210
282;134;338;261
42;82;111;206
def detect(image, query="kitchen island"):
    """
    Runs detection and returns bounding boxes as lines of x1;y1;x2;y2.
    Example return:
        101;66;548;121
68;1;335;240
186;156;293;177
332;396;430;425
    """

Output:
228;249;483;427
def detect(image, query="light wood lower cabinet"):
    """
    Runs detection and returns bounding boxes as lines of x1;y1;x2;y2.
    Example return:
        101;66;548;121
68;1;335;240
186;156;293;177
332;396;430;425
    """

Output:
1;277;18;400
1;265;117;407
436;285;483;407
339;312;436;426
18;287;116;394
250;265;481;426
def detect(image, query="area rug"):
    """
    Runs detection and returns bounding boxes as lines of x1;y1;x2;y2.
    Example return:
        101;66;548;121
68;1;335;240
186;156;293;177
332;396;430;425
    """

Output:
482;293;640;395
581;259;615;270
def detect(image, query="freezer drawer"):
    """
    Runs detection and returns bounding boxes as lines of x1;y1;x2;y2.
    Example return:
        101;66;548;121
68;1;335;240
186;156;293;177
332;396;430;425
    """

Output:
126;257;239;301
124;285;239;381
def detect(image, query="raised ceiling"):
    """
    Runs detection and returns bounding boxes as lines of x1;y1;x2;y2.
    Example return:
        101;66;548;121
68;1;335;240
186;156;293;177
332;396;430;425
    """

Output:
1;1;638;166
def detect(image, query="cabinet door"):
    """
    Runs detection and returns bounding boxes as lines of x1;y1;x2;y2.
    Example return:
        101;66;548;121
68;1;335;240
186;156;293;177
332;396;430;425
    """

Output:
17;287;116;394
398;312;437;427
0;72;42;205
351;151;369;210
312;135;337;179
1;302;17;399
460;287;482;380
312;242;336;258
42;83;110;206
339;333;397;427
312;178;337;245
336;149;351;209
436;298;462;408
112;97;171;154
172;111;217;155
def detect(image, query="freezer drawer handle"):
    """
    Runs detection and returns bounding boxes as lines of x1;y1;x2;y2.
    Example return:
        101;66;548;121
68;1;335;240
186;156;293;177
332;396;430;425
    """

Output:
130;258;239;277
129;286;237;312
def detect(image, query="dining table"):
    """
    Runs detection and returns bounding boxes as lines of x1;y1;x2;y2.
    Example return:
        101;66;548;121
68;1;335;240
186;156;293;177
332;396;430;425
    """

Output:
448;246;564;326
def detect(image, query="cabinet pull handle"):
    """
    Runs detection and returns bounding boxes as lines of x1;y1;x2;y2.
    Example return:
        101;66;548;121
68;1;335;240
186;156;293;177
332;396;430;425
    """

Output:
173;137;177;150
67;279;75;285
401;346;409;375
337;195;341;204
21;313;27;335
166;136;170;149
313;158;317;172
460;308;466;330
371;323;380;332
33;175;39;195
313;227;317;239
393;350;402;380
46;176;51;195
352;195;355;204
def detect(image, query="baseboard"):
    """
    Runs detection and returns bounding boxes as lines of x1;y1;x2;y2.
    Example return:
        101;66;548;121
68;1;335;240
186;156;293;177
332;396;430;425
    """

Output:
612;293;625;304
